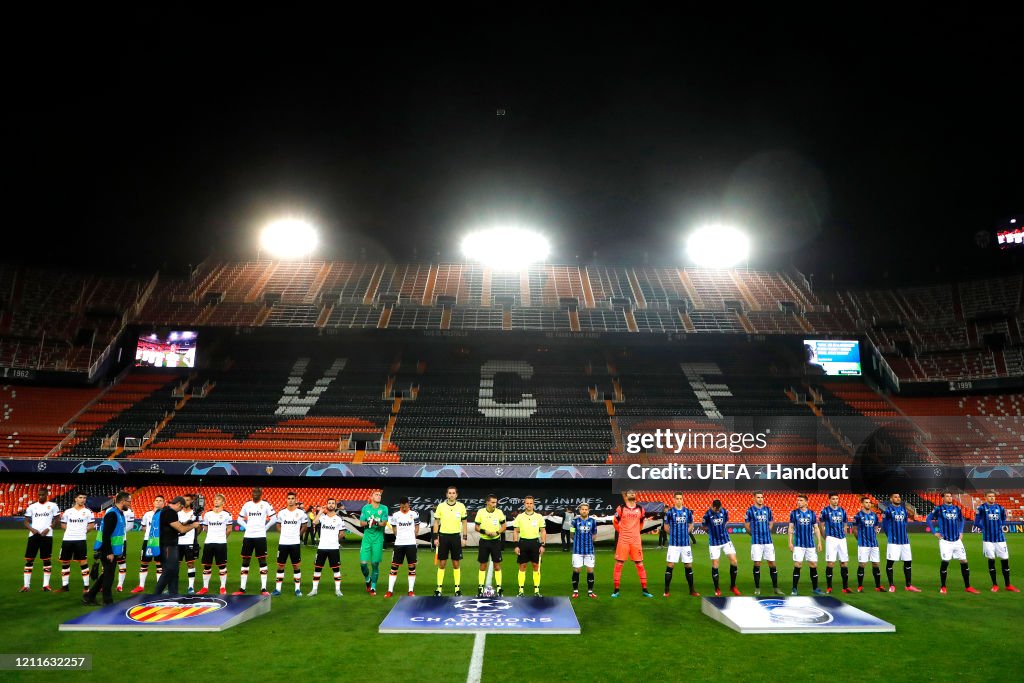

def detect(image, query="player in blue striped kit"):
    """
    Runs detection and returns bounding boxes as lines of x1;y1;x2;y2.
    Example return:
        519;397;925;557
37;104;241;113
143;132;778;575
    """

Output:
570;503;599;599
663;492;698;597
926;491;980;594
788;494;823;595
852;497;883;592
880;493;921;593
974;490;1019;592
819;493;851;594
744;491;782;595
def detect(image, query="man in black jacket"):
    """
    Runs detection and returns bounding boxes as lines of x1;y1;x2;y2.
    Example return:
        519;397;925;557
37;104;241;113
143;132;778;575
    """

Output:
153;497;202;595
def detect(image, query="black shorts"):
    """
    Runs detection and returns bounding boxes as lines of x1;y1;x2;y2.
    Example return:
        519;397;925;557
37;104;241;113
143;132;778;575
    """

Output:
202;543;228;565
392;545;418;565
315;549;340;568
241;537;268;559
59;540;88;561
437;533;463;561
277;544;301;565
179;543;199;562
478;538;503;564
517;539;541;565
25;535;53;560
117;541;128;561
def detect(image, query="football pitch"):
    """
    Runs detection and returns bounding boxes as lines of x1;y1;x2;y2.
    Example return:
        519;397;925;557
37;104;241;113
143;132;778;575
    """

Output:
2;530;1022;682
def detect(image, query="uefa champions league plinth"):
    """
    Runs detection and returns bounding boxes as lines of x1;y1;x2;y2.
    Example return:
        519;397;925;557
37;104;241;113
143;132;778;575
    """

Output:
379;596;581;634
702;596;894;634
59;594;271;632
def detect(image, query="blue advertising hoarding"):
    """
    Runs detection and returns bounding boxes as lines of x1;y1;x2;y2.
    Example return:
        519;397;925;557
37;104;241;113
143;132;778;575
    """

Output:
379;596;580;634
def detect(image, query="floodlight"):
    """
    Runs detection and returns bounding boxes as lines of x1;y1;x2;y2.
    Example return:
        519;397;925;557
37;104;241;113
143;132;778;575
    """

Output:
460;227;551;270
260;218;318;259
685;224;751;268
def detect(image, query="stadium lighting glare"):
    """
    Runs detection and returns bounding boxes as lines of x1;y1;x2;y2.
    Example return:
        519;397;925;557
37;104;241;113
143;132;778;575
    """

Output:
260;218;318;259
685;224;751;268
460;226;551;270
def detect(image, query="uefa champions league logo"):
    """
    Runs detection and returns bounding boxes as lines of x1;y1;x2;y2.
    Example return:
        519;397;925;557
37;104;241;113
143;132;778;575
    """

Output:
453;598;513;613
757;599;833;625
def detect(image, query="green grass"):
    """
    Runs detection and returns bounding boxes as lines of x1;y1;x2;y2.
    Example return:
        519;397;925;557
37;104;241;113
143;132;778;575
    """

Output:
2;530;1022;682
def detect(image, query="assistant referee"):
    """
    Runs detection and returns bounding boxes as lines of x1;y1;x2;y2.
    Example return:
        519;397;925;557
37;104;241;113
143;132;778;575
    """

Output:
432;486;468;596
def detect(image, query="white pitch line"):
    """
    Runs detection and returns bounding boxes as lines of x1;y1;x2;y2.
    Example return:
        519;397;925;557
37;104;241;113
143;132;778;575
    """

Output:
467;632;486;683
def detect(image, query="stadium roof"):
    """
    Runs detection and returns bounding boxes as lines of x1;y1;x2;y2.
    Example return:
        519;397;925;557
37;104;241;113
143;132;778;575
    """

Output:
6;10;1022;285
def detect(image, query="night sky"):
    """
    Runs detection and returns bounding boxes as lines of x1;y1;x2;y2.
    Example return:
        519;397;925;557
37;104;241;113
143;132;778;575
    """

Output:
6;10;1021;286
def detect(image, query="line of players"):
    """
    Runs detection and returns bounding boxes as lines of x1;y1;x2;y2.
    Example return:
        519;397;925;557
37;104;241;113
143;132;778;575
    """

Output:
653;489;1019;598
21;486;1019;598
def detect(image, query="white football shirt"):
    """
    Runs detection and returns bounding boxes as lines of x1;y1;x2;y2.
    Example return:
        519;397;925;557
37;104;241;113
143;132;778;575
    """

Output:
203;510;232;544
141;510;156;541
178;508;198;545
240;501;275;539
61;507;93;541
277;508;306;545
317;513;344;550
25;501;60;536
124;508;135;531
388;510;420;546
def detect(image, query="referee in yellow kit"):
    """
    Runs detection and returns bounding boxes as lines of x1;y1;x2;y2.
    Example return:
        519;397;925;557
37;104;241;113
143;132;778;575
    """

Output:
432;486;468;596
514;495;546;597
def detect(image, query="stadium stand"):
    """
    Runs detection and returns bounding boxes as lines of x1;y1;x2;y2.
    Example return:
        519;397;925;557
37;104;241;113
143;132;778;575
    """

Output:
1;385;101;457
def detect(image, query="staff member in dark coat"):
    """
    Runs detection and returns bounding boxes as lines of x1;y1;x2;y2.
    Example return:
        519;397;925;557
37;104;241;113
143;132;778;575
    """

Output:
153;496;202;595
83;491;132;606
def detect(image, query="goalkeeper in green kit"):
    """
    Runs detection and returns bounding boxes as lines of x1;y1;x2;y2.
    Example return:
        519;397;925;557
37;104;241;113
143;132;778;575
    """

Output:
360;490;389;595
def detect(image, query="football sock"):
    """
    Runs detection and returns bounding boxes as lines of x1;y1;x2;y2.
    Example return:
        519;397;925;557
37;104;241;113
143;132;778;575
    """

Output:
494;570;502;587
388;573;397;593
240;558;250;590
333;566;341;592
960;563;971;588
361;564;370;581
586;573;595;592
1002;560;1011;587
259;562;268;590
872;566;881;588
61;562;70;588
437;568;445;590
573;570;580;591
613;561;624;589
23;560;32;588
636;562;647;589
685;567;694;592
840;566;849;589
826;566;833;589
408;563;417;592
202;565;211;589
886;560;895;586
453;568;461;589
138;565;148;588
276;564;285;591
81;563;90;588
752;565;761;589
989;559;997;585
940;560;949;587
518;570;526;589
769;566;778;589
809;567;818;590
479;570;486;586
792;568;801;591
857;566;865;587
219;564;227;588
188;565;196;590
712;567;720;590
533;569;541;590
903;561;912;587
42;559;51;588
371;563;380;588
118;560;127;588
293;563;301;589
664;566;673;592
312;565;321;590
729;564;737;589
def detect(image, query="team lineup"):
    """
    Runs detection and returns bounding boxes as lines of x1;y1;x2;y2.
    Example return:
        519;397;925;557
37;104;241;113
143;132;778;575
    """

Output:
20;486;1019;605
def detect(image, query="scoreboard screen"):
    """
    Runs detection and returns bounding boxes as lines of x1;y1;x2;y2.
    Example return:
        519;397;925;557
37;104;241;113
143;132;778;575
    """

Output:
135;331;198;368
997;226;1022;249
803;339;861;376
